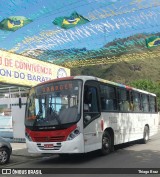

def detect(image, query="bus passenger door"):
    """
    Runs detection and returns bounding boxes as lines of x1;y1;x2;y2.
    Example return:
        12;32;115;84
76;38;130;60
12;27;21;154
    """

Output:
83;83;101;153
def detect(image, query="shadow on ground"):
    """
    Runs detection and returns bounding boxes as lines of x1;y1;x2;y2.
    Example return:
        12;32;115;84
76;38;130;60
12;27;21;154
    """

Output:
33;139;160;168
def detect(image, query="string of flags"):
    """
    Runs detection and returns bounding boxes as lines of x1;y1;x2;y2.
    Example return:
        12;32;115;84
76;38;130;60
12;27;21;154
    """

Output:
0;12;89;32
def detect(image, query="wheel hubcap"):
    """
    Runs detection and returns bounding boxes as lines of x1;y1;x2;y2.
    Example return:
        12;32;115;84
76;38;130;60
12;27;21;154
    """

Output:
103;137;110;150
145;132;149;141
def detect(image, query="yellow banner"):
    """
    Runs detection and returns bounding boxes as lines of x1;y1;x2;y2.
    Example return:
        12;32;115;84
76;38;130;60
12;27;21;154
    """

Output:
0;50;70;86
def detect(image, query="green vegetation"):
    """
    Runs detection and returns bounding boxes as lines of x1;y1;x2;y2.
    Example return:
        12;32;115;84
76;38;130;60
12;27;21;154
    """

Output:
71;55;160;110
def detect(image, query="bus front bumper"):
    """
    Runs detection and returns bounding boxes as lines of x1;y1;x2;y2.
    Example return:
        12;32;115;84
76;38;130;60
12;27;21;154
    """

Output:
26;133;84;154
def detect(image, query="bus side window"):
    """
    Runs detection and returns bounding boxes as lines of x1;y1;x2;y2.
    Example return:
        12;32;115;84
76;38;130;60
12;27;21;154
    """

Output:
100;84;117;111
118;89;130;112
149;96;156;112
141;94;149;112
129;91;134;111
132;92;141;112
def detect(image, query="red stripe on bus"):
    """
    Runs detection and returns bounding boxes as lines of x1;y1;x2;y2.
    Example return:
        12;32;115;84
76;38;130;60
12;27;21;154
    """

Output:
26;124;77;142
101;119;104;131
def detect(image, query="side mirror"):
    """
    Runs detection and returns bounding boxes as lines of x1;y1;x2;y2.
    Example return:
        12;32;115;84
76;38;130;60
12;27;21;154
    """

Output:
84;115;91;121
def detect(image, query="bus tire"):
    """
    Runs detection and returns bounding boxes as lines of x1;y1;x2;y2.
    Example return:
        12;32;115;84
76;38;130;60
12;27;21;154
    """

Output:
141;126;149;144
100;131;112;155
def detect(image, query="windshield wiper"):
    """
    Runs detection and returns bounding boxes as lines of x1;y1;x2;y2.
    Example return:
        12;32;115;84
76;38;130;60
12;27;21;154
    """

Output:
47;107;61;125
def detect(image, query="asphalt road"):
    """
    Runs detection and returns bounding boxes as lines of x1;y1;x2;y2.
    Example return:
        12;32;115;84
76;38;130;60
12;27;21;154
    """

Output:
2;130;160;177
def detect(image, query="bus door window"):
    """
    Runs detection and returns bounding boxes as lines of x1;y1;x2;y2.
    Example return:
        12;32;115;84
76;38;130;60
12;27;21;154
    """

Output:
84;87;91;112
83;85;100;125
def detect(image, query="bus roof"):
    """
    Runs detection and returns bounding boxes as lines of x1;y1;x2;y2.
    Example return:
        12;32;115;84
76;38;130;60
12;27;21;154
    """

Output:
74;76;156;96
37;75;156;96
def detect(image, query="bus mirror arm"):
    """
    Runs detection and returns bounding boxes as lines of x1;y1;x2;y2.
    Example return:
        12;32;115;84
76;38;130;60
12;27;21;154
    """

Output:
19;97;22;109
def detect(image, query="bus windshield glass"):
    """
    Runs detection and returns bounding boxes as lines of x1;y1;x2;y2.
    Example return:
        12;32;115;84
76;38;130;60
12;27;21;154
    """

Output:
25;80;82;129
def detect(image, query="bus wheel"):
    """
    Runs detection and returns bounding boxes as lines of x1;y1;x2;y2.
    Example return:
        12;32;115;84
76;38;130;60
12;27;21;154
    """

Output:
141;126;149;144
101;131;112;155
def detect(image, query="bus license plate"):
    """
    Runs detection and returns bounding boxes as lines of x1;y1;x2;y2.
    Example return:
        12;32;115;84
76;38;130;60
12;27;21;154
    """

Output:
44;144;54;149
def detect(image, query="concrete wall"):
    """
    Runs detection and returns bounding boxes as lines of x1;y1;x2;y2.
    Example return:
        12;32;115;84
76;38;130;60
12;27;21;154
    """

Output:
12;97;27;140
0;97;27;140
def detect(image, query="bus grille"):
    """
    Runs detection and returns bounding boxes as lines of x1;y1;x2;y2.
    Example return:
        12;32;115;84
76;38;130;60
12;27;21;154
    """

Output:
34;136;65;142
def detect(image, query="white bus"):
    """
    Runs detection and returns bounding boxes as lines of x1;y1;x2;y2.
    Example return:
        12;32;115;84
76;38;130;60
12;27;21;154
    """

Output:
25;76;159;155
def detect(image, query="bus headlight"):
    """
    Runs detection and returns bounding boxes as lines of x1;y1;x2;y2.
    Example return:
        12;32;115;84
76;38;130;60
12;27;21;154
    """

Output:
25;132;33;141
67;127;80;141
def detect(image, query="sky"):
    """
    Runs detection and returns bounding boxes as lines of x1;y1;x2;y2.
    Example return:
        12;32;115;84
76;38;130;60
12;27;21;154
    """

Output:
0;0;159;63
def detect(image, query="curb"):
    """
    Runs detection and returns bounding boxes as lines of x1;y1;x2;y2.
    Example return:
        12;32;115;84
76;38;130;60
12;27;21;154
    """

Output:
12;148;42;157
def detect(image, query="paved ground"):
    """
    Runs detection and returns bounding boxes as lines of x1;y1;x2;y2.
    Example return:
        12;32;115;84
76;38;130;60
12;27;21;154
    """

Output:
4;129;160;177
11;143;42;157
12;143;26;151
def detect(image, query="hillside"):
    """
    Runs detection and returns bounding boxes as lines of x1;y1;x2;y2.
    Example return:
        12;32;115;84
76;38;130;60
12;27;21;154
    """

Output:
71;52;160;85
71;32;160;84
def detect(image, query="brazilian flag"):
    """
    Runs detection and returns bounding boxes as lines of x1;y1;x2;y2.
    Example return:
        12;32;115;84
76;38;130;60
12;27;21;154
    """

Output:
146;36;160;48
53;11;90;29
0;16;32;31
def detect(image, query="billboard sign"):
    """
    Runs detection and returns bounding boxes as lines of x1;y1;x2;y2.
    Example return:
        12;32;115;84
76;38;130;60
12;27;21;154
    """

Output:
0;50;70;86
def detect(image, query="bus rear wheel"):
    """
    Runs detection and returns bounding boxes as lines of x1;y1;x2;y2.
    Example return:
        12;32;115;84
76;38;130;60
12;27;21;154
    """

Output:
141;126;149;144
101;131;112;155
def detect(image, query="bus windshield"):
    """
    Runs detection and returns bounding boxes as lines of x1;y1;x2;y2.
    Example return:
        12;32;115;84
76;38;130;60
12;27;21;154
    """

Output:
25;80;82;129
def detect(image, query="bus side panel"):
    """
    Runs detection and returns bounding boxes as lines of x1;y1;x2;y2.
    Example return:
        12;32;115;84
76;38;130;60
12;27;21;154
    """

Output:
98;112;134;145
97;112;159;146
84;119;102;153
149;113;159;137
